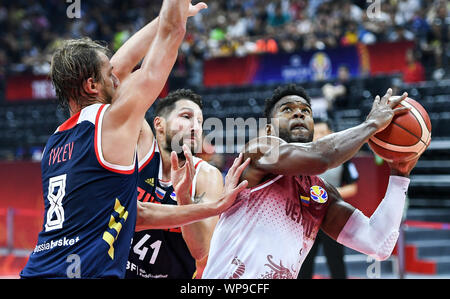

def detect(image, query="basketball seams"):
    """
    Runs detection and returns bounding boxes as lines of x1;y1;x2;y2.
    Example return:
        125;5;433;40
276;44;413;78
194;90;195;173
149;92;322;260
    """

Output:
368;98;431;161
399;100;430;144
390;122;420;145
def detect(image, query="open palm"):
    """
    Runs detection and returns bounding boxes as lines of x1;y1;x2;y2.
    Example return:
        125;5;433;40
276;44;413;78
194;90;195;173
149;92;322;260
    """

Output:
170;145;195;203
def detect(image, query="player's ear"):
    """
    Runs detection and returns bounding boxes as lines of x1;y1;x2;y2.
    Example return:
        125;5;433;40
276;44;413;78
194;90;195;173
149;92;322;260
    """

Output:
154;116;165;134
82;77;99;96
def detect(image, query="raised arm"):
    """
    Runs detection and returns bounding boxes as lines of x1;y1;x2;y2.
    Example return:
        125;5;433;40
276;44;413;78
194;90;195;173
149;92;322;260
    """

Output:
109;17;160;82
110;2;207;82
101;1;206;167
167;145;224;260
251;89;410;177
320;156;421;261
109;0;189;119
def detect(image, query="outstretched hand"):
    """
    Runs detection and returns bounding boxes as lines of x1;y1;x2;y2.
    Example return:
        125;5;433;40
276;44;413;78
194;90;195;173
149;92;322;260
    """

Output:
216;153;251;213
171;145;195;203
188;2;208;17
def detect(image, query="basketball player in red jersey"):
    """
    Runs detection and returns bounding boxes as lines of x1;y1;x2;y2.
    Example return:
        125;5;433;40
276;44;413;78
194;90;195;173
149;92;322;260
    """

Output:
202;85;425;279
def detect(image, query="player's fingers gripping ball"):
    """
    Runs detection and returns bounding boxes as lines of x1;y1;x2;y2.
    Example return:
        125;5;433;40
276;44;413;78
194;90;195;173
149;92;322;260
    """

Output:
368;97;431;162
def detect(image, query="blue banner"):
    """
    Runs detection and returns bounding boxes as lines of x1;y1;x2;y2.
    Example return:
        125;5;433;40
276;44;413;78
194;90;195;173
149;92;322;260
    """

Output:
252;46;361;84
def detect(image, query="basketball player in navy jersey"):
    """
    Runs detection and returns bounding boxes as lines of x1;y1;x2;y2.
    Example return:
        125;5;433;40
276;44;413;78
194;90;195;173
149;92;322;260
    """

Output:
125;89;226;279
21;1;250;279
203;85;428;278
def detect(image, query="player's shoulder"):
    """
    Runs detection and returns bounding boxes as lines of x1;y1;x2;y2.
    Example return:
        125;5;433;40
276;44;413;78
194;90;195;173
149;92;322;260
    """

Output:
194;160;224;192
194;159;224;199
314;176;341;203
55;103;105;133
196;159;221;178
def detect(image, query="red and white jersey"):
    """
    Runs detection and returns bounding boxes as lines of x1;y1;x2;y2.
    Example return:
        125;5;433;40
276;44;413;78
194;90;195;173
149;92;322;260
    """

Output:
202;174;330;279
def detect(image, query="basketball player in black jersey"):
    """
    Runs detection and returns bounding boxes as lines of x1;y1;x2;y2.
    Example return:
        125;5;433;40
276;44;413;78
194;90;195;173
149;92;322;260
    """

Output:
125;89;226;278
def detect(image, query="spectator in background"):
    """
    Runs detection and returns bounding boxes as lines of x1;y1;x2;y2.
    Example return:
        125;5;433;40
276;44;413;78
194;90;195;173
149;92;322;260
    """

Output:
267;2;291;27
395;0;422;26
426;0;449;80
0;0;448;80
402;48;426;83
340;21;359;46
298;117;359;279
322;64;352;110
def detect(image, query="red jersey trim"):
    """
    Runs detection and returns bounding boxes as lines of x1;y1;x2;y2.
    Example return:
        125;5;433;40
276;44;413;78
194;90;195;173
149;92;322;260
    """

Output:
56;111;81;132
138;139;157;172
194;159;203;169
94;104;136;175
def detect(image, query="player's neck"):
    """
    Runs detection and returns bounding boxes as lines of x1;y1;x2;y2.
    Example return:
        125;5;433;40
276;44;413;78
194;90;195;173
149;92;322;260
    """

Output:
159;149;172;182
68;98;103;116
68;100;81;117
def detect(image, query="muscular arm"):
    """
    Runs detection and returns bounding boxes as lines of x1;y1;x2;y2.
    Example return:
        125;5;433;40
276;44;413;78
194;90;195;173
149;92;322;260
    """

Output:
320;175;409;261
102;0;190;167
110;2;207;82
255;120;378;176
137;153;250;232
250;90;409;177
136;199;220;230
110;17;160;82
178;164;224;261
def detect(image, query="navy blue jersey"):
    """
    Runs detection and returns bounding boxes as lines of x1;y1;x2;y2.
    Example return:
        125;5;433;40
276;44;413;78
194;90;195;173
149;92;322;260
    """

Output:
21;104;138;278
125;139;204;279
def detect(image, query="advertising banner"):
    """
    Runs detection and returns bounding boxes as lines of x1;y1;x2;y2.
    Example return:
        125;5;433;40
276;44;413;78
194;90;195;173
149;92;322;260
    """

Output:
203;41;414;87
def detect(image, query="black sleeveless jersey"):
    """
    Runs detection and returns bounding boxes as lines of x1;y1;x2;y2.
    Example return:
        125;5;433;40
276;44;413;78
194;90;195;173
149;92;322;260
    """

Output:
125;138;204;279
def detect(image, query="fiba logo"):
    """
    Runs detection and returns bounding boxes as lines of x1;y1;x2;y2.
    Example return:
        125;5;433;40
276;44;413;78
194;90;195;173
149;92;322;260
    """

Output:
309;52;331;81
66;0;81;19
310;185;328;204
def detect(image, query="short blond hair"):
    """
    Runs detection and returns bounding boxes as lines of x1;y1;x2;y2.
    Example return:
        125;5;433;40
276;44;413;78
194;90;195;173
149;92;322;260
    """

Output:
50;37;111;109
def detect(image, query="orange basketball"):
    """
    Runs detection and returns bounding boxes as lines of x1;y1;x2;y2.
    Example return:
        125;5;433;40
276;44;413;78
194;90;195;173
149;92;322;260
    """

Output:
368;97;432;162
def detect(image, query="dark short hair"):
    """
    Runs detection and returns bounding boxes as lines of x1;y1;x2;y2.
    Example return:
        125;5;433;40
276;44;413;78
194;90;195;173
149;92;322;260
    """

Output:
264;84;311;122
50;38;111;109
154;89;203;117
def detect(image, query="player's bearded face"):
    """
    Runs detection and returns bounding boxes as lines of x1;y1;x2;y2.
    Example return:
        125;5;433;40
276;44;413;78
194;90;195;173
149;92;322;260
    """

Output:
98;53;119;104
272;97;314;143
277;124;314;143
163;101;203;159
101;83;114;104
165;130;199;160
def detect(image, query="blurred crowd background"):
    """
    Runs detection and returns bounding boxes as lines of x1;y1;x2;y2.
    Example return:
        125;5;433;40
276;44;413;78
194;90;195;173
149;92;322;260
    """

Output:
0;0;448;84
0;0;449;160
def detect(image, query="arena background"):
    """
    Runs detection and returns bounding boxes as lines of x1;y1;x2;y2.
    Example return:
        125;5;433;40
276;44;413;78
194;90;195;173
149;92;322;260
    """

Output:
0;0;449;279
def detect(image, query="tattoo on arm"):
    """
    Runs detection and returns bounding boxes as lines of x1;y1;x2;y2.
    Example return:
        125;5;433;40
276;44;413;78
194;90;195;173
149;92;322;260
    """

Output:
193;192;206;204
